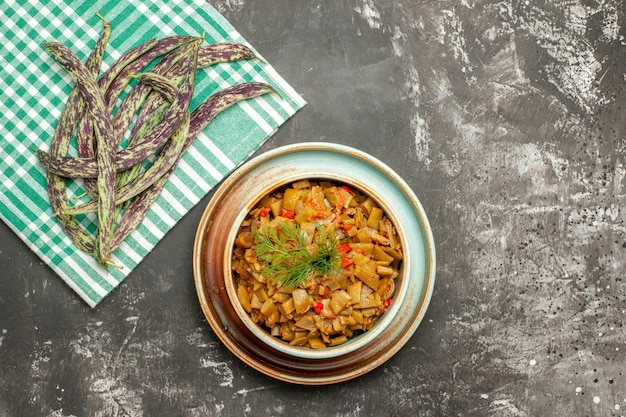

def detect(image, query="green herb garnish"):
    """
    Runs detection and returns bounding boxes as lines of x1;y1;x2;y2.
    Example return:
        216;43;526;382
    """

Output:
253;222;340;288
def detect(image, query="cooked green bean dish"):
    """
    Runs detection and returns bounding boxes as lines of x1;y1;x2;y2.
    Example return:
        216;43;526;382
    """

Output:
232;179;403;349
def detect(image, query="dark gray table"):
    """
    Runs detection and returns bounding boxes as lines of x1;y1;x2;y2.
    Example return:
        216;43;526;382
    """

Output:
2;1;625;415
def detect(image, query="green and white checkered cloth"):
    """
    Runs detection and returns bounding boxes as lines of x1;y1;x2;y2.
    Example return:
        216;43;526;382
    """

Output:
0;0;305;307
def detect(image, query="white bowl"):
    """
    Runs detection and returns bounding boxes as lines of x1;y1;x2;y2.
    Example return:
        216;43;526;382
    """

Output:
193;142;436;384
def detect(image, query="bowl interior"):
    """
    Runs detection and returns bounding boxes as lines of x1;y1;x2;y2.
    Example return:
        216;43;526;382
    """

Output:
224;174;410;359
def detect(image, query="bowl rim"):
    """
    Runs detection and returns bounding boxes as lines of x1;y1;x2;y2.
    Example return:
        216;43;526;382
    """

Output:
223;173;411;359
193;142;436;384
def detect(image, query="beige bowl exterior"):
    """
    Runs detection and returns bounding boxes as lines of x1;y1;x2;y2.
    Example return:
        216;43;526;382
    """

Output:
193;142;435;384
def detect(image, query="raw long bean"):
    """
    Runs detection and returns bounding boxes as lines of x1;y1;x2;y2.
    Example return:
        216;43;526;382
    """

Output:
39;41;201;180
45;14;111;253
196;42;258;67
63;107;187;214
37;101;173;178
118;51;201;187
38;68;180;180
108;111;189;243
64;81;276;216
128;71;180;103
110;82;276;250
108;41;196;144
73;12;111;183
77;37;163;158
130;42;258;140
50;35;161;203
61;41;200;215
104;35;196;110
81;35;196;196
116;72;183;188
41;80;278;181
44;41;118;266
39;41;258;180
113;71;180;190
40;19;278;267
187;82;279;137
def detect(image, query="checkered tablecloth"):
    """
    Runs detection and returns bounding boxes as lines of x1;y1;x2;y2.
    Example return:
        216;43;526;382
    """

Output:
0;0;305;307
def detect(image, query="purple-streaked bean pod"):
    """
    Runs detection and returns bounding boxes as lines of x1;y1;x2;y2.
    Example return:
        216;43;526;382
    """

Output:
103;35;196;111
128;42;258;142
77;37;162;159
110;173;169;251
44;41;118;267
40;39;253;183
45;14;112;254
115;72;182;190
188;82;280;139
71;13;111;186
196;42;258;67
40;124;174;178
61;41;200;215
73;13;112;159
116;107;189;210
37;101;172;178
110;82;277;249
108;39;198;144
128;71;180;103
81;35;195;196
40;81;278;180
41;39;201;181
63;107;189;215
83;40;199;196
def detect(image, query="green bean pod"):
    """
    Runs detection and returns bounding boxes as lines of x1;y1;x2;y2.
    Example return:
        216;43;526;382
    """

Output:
45;14;112;253
113;70;183;199
77;37;164;158
129;42;258;140
37;102;172;178
128;71;181;103
53;35;159;197
61;40;200;215
109;110;190;247
42;80;278;181
42;26;273;264
110;82;277;250
73;13;112;160
115;71;182;188
44;41;118;266
107;42;195;144
40;41;258;181
110;49;264;204
40;40;201;181
103;35;196;110
188;82;280;138
79;35;195;196
62;109;188;214
196;42;258;67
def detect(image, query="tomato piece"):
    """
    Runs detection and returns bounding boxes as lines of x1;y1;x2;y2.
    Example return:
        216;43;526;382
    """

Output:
338;242;352;254
279;208;296;219
341;257;355;268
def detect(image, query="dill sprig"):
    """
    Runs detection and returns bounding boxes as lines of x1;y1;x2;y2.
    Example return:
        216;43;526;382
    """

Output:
253;222;339;288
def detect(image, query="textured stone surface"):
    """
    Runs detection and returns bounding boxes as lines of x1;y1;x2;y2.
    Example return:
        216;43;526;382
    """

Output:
1;0;625;416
